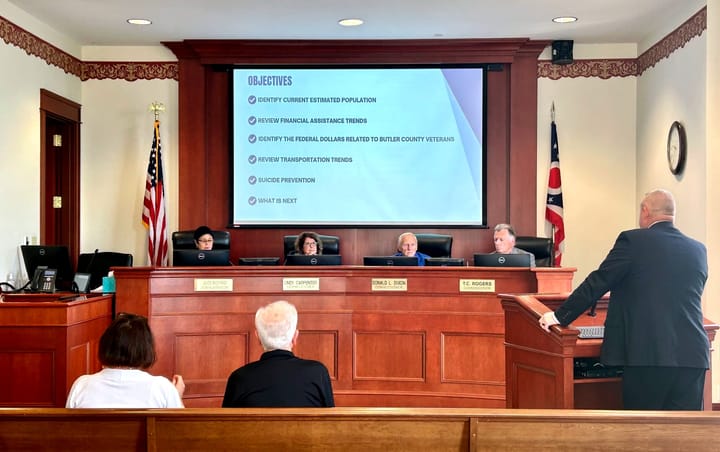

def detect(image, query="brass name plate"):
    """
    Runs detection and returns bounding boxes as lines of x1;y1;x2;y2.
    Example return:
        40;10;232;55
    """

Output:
459;279;495;292
371;278;408;291
282;277;320;291
194;278;233;292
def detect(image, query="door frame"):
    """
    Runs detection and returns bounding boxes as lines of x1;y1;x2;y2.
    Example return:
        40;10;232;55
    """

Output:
39;89;81;269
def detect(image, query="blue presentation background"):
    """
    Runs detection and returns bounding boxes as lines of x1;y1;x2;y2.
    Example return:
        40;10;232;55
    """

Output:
232;68;484;225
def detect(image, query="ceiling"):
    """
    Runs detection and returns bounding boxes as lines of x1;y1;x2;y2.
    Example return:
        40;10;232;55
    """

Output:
8;0;699;47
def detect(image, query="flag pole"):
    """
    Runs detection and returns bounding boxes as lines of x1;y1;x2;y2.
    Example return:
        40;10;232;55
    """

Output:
549;102;556;265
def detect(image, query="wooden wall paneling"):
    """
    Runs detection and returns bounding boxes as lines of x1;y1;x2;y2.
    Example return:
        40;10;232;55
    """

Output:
167;39;549;264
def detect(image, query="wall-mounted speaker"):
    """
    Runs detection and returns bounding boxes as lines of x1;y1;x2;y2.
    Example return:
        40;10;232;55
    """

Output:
551;40;574;65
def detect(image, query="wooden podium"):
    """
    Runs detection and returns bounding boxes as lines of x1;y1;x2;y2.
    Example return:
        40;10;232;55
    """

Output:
500;293;719;410
0;293;113;407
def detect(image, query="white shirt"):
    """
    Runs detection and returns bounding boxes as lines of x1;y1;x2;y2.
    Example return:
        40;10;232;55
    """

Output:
66;368;184;408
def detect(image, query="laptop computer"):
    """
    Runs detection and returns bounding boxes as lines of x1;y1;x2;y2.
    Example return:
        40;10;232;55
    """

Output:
173;249;231;266
473;253;532;267
285;254;342;266
363;256;419;266
424;257;465;267
237;257;280;266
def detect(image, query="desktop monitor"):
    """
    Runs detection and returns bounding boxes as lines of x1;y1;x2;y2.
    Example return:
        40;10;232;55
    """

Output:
173;249;231;267
20;245;74;291
285;254;342;266
237;257;281;266
425;257;466;267
473;253;532;267
363;256;419;266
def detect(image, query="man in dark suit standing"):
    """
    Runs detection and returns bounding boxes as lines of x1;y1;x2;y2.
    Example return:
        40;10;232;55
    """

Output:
539;189;709;410
222;300;334;407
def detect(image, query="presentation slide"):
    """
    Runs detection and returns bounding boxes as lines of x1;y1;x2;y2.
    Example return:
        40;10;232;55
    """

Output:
232;67;485;226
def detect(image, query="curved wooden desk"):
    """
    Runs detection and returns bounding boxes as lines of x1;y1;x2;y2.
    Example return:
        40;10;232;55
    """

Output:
114;266;574;407
500;293;718;410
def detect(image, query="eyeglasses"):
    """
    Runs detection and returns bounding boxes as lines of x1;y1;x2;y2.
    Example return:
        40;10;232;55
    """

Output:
197;239;214;243
303;242;318;247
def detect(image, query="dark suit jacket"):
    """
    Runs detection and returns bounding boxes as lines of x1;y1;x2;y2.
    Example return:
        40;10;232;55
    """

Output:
222;349;335;407
554;221;709;368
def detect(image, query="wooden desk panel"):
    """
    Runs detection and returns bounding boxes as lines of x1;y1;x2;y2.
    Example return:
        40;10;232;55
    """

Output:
0;294;113;407
114;266;574;407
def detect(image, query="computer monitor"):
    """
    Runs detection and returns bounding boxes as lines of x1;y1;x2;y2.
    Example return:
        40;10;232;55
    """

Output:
237;257;281;266
425;257;466;267
173;249;231;267
20;245;74;290
363;256;419;266
473;253;532;267
285;254;342;266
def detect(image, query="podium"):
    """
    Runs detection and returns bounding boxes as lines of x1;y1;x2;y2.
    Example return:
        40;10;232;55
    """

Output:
500;293;718;410
0;293;113;407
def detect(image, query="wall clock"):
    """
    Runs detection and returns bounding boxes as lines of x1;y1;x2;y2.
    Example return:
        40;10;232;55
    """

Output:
666;121;686;175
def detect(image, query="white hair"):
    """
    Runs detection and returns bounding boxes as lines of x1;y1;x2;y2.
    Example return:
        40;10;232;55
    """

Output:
255;300;297;351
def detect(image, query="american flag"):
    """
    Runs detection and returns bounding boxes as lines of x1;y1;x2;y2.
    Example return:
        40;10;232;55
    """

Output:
545;120;565;266
141;120;168;266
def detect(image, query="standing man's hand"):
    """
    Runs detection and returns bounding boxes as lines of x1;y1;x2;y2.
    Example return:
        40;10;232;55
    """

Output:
539;312;560;332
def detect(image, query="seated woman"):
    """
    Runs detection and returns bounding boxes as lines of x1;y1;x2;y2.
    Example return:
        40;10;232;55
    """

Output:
293;231;323;256
193;225;214;250
66;313;185;408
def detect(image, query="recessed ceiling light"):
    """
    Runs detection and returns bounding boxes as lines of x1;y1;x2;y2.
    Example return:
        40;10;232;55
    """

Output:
552;16;578;24
338;18;364;27
127;18;152;25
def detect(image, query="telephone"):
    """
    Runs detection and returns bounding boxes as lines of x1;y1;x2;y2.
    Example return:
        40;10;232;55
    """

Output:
30;266;57;293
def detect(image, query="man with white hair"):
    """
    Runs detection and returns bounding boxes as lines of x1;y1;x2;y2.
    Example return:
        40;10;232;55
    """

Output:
539;189;709;410
222;300;334;407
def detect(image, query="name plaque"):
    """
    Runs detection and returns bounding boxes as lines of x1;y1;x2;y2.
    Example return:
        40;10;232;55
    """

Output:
459;279;495;292
194;278;234;292
283;277;320;291
371;278;408;291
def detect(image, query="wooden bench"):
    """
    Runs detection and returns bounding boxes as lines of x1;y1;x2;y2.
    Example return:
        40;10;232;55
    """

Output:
1;407;719;451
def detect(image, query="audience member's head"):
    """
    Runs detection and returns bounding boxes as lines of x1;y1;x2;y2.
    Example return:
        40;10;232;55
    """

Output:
493;223;517;254
193;225;214;250
396;232;419;257
98;313;156;370
255;300;299;352
294;232;323;255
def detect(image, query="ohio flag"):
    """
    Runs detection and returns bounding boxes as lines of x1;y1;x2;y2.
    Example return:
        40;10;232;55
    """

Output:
545;120;565;266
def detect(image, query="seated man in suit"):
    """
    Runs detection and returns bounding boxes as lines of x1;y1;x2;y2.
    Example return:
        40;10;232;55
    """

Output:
393;232;430;266
492;223;536;267
222;300;335;407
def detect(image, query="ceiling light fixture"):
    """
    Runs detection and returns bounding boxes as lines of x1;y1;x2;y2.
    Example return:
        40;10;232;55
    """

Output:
127;18;152;25
338;18;364;27
552;16;578;24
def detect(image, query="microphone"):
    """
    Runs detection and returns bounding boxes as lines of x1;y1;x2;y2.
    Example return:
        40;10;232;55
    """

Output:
86;249;99;288
587;299;598;317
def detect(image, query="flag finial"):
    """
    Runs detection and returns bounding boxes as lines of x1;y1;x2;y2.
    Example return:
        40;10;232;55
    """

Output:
149;101;165;121
551;102;555;122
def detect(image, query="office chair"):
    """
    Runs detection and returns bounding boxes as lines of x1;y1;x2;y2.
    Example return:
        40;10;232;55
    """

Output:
283;235;340;256
415;233;453;258
171;230;231;250
514;236;554;267
77;251;133;290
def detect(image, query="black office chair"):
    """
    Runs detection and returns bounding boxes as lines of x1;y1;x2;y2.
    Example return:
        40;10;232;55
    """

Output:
515;236;554;267
283;235;340;256
77;251;133;290
171;230;231;250
415;233;453;258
